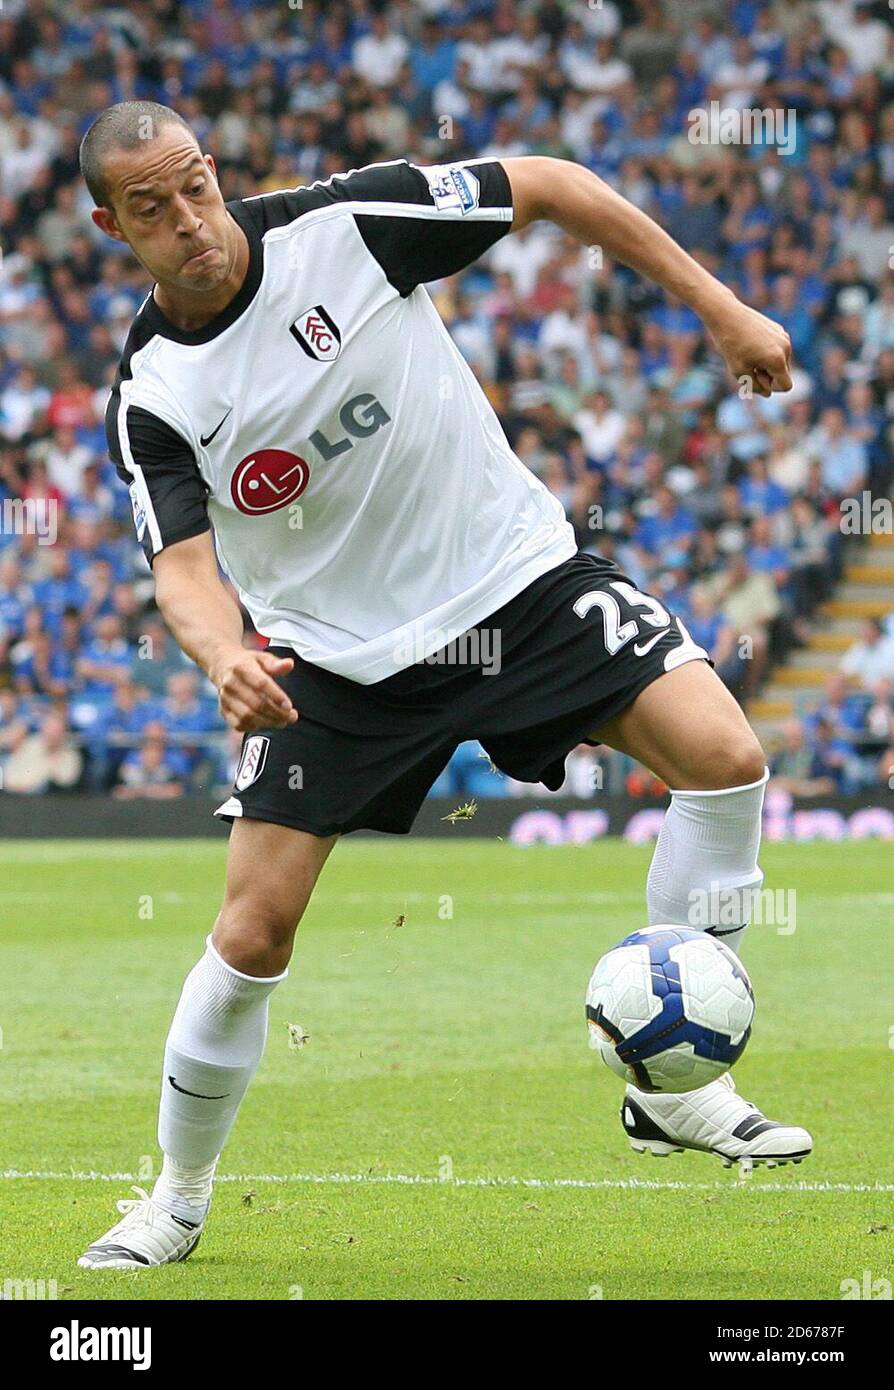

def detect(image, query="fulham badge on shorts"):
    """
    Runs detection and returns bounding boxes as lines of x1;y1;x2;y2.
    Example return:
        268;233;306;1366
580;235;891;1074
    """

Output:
290;304;342;361
235;735;270;791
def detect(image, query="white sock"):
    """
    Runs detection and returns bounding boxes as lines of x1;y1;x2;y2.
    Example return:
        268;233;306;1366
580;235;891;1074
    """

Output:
646;767;769;957
155;936;287;1199
633;768;768;1107
152;1154;219;1218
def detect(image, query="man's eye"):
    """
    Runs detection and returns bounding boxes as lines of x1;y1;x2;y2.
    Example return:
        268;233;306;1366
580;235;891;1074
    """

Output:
140;206;158;218
190;181;205;195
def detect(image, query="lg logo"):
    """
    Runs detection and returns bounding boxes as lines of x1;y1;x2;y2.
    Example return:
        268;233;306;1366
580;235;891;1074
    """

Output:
231;450;310;515
230;394;392;516
309;392;391;462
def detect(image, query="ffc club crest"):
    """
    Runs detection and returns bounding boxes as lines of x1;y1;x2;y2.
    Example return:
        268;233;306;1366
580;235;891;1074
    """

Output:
290;304;342;361
235;735;270;791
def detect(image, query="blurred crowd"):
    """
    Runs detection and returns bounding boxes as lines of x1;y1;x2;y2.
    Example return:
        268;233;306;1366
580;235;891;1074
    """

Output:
1;0;894;799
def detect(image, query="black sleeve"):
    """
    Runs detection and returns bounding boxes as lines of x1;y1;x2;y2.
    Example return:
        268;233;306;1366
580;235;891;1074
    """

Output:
354;159;514;295
106;393;210;568
246;158;515;298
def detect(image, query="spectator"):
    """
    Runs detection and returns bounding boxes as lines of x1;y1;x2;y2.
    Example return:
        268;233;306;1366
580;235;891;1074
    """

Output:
32;424;94;498
3;708;82;793
76;612;132;699
840;618;894;688
573;389;627;465
804;406;867;499
352;13;409;89
785;494;834;615
701;554;780;694
113;731;185;799
1;365;51;441
739;455;790;518
769;718;839;798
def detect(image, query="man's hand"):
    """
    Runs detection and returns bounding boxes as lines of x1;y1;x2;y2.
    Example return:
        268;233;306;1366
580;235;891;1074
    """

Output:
703;299;793;398
211;647;298;732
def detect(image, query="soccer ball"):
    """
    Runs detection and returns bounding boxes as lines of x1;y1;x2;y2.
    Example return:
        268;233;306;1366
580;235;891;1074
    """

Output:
585;925;754;1094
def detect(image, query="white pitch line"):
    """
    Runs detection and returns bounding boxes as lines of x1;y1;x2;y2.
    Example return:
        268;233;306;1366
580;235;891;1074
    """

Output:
0;890;639;905
3;886;894;906
0;1169;890;1195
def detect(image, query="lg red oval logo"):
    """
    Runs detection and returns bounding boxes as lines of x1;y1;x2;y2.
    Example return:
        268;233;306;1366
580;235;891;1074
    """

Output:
231;450;310;515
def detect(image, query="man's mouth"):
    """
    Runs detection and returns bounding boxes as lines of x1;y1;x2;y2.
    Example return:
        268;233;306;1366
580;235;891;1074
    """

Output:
185;247;217;266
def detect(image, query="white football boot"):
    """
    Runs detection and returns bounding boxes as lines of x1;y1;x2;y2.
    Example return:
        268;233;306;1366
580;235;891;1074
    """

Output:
78;1186;207;1269
621;1072;813;1169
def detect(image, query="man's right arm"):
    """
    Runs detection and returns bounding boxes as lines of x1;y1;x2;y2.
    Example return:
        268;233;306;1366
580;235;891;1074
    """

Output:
108;393;295;733
153;531;297;733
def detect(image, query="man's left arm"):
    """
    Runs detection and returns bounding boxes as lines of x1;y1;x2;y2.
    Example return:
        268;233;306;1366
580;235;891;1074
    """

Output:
502;156;792;398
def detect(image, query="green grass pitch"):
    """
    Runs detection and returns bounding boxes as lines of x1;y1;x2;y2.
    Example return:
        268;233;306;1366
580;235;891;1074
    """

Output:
1;835;892;1301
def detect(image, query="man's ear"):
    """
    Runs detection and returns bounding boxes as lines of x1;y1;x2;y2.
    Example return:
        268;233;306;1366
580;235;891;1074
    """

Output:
92;206;127;243
204;152;217;179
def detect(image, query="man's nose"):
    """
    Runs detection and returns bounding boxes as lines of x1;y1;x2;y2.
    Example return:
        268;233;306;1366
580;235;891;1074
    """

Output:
172;196;202;234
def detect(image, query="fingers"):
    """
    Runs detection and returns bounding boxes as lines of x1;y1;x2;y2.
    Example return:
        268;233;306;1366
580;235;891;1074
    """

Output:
772;358;793;392
246;665;293;714
222;680;287;727
222;693;297;733
221;698;267;734
747;355;792;397
750;367;774;398
727;311;793;396
257;652;294;676
218;654;298;730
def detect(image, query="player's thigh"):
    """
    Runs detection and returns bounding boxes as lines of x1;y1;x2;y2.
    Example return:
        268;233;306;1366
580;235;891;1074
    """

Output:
589;660;766;791
214;816;339;970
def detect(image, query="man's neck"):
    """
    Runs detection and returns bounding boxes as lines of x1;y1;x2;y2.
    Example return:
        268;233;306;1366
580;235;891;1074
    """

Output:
152;215;250;333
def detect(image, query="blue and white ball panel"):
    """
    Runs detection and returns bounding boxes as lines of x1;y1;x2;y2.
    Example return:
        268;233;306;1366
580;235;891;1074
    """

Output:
586;943;663;1039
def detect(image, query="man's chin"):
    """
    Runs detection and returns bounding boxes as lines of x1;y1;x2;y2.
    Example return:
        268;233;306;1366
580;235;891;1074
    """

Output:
178;259;228;291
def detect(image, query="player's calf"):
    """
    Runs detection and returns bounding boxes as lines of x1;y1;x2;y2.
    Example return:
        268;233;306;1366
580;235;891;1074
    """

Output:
79;818;337;1269
591;662;813;1166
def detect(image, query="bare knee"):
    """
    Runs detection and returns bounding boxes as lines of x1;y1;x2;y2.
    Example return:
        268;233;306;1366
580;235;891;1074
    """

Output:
213;894;302;976
214;822;337;976
686;727;766;790
594;663;769;794
720;733;766;789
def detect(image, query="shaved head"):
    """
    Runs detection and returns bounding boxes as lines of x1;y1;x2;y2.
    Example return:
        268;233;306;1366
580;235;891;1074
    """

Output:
79;101;196;208
84;111;249;333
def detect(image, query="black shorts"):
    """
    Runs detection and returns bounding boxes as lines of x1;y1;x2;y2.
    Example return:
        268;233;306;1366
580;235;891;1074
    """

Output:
214;550;708;837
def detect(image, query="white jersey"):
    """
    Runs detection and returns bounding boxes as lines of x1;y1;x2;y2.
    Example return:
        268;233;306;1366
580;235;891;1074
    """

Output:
108;158;576;683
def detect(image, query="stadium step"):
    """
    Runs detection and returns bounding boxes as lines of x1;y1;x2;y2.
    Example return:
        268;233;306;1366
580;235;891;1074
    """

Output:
788;648;838;670
806;632;852;653
751;496;893;742
708;516;886;737
772;667;831;688
835;582;893;602
821;597;892;619
749;718;786;744
825;616;863;637
845;564;894;584
747;697;794;720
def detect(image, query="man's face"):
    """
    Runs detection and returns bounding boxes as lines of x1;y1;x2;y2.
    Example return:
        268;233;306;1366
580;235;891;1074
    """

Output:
91;123;234;293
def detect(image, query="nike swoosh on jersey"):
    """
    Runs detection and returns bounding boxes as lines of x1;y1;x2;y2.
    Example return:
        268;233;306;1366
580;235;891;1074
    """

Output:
199;408;232;447
633;629;668;657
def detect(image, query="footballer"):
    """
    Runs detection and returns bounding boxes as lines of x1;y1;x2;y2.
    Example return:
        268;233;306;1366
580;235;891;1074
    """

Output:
76;102;811;1268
